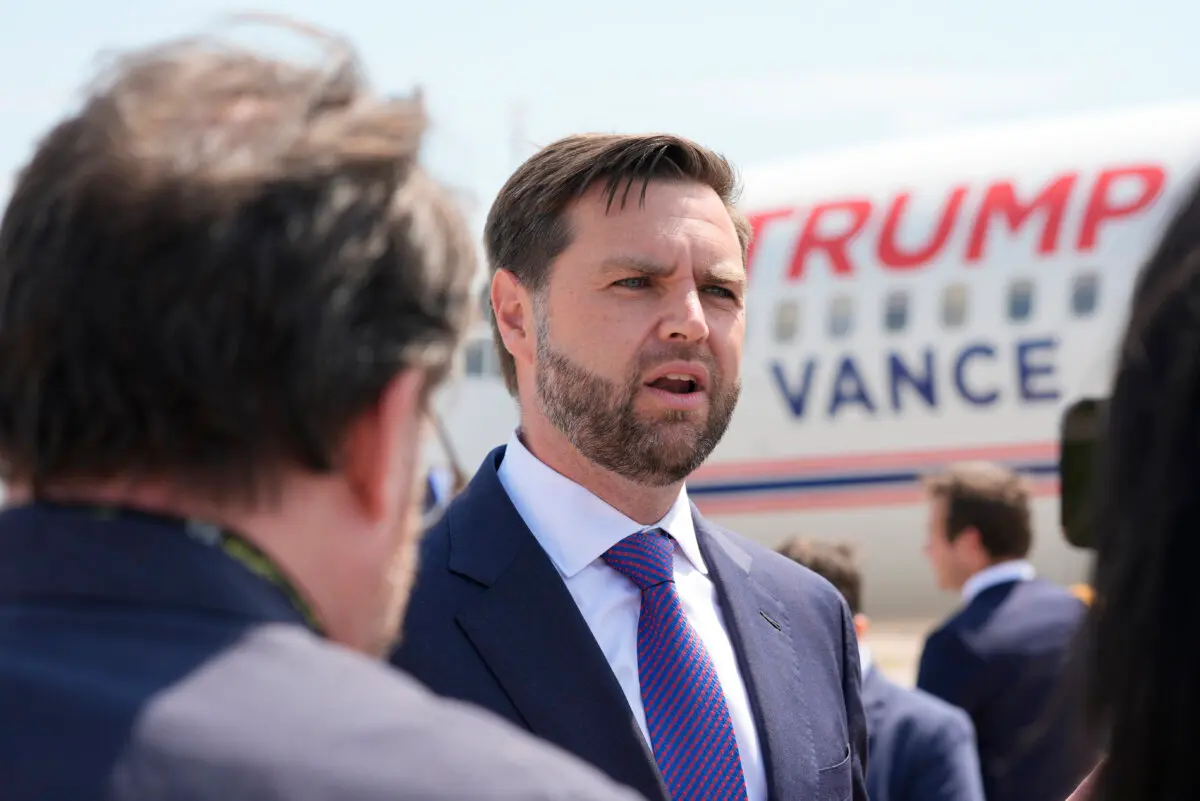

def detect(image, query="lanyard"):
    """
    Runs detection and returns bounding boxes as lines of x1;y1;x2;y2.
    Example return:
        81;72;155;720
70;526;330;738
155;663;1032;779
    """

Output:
40;501;324;635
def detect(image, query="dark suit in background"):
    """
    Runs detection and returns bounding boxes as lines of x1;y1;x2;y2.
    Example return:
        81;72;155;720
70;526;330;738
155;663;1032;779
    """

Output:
0;504;646;801
392;446;868;801
862;659;986;801
917;576;1095;801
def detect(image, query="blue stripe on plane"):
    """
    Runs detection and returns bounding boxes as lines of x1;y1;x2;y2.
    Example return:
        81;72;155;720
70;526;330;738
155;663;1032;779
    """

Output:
688;460;1059;497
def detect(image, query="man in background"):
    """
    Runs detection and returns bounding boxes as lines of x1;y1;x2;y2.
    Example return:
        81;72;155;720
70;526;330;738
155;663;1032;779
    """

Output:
778;537;986;801
917;462;1096;801
0;17;645;801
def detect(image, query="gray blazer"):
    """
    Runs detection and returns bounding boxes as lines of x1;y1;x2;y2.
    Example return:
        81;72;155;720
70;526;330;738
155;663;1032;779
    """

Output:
0;502;645;801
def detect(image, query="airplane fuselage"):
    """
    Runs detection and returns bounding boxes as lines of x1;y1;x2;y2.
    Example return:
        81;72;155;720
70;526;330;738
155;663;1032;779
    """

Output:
432;103;1200;618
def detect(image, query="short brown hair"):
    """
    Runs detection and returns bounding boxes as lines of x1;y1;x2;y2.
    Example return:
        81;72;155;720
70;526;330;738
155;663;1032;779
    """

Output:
0;17;476;505
924;462;1034;559
776;538;862;614
483;133;752;394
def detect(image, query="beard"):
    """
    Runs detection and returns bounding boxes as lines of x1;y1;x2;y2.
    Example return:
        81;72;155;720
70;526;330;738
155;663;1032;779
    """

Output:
534;316;740;487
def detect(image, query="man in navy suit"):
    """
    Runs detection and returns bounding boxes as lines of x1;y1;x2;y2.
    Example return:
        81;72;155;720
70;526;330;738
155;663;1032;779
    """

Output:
392;133;869;801
917;462;1098;801
778;538;986;801
0;19;646;801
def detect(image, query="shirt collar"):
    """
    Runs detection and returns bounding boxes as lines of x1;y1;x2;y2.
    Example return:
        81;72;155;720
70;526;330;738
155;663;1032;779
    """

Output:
961;558;1036;603
496;431;706;579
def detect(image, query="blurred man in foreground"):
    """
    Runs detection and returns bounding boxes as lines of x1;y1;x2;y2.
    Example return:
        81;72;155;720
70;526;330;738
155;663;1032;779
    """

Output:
0;17;645;801
778;537;986;801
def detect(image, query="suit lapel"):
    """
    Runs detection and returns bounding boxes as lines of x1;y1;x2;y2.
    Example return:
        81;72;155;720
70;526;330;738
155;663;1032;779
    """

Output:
695;509;815;801
448;448;668;801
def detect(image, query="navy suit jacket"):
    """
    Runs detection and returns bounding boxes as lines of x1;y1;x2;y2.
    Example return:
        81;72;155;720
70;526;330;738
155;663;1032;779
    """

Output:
916;578;1097;801
862;664;986;801
0;503;647;801
392;445;869;801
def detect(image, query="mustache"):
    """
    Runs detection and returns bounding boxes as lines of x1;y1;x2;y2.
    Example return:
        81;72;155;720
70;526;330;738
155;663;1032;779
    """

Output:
633;345;718;373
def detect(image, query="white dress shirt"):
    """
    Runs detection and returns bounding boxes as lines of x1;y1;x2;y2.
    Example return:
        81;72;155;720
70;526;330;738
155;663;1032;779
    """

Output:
497;431;767;801
961;559;1036;604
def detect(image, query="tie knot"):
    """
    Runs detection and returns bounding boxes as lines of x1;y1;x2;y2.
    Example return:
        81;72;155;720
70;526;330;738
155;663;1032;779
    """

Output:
602;528;675;590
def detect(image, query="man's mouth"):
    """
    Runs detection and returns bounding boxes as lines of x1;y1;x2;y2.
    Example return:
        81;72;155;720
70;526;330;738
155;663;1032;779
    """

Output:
646;374;701;395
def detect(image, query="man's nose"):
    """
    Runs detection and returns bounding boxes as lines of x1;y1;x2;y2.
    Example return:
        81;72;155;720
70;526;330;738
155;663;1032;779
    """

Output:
660;288;709;342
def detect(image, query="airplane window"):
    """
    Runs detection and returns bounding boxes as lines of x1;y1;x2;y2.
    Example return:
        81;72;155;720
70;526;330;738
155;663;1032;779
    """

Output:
464;340;501;377
478;286;493;323
774;299;801;342
1008;279;1035;322
829;295;854;338
464;340;487;376
942;283;967;328
884;291;908;333
1072;273;1099;317
483;342;501;376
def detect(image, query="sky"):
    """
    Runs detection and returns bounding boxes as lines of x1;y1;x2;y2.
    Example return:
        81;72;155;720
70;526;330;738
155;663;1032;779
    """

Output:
0;0;1195;239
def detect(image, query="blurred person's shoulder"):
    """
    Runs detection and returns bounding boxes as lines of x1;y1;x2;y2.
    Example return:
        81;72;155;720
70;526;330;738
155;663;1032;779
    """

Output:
111;623;645;801
899;681;977;740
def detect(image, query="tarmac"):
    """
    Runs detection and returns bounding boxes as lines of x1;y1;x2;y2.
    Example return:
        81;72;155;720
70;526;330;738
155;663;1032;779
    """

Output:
866;618;935;688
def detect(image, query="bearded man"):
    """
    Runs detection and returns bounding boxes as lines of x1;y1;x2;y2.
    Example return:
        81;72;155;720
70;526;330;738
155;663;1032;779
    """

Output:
391;133;869;801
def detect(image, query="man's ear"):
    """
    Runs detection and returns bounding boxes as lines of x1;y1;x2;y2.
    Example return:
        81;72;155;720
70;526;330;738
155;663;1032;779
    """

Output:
341;369;425;523
958;525;982;549
491;269;535;368
954;526;991;566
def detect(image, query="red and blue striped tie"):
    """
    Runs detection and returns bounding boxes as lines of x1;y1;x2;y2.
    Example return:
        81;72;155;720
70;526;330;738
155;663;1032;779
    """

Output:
603;528;749;801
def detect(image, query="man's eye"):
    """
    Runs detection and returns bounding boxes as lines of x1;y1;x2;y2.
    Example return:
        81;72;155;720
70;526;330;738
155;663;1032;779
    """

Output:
614;277;650;289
